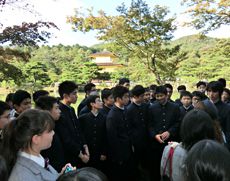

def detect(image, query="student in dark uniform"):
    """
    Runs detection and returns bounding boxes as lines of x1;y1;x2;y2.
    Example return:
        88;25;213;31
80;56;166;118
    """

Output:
127;85;151;180
148;85;180;181
77;83;96;116
179;91;194;120
164;83;174;103
12;90;32;119
143;87;151;104
0;101;10;145
79;95;107;171
175;85;186;106
56;81;89;168
207;81;230;149
35;96;65;172
118;78;130;89
100;88;114;117
149;84;157;104
106;85;136;181
221;88;230;104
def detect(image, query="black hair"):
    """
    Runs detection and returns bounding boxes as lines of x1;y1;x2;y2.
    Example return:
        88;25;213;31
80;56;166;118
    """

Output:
164;83;173;91
5;93;14;103
86;95;100;110
0;101;10;116
0;156;8;181
1;109;54;173
112;85;129;101
58;81;78;99
84;83;96;94
149;84;157;91
118;78;130;85
35;96;58;111
192;91;206;101
12;90;31;106
131;85;145;97
196;81;207;88
32;90;49;102
155;86;167;95
180;109;216;151
101;88;112;102
223;88;230;96
180;91;192;99
218;78;226;88
57;167;108;181
177;85;186;92
185;140;230;181
207;81;224;97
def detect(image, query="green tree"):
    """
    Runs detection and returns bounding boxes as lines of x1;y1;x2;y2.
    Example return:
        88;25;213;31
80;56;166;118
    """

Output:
182;0;230;33
68;0;187;84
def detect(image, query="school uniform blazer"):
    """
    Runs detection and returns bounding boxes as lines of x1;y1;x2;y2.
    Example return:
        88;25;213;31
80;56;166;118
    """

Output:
9;155;59;181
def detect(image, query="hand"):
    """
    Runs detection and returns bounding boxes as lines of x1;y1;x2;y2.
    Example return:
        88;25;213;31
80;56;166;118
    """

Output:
78;151;89;163
161;131;170;141
60;163;76;174
155;134;164;143
83;145;90;157
100;155;107;161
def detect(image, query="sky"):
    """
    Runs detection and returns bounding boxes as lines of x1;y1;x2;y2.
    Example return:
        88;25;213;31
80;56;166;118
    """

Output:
1;0;229;47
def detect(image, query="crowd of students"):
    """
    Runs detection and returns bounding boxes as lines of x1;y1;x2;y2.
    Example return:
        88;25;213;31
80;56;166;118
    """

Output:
0;77;230;181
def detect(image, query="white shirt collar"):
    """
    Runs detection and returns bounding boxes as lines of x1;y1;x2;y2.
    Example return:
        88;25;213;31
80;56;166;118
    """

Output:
19;151;45;168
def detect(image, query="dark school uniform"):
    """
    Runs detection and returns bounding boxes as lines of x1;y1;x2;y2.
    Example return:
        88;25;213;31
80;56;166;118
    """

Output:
148;101;180;181
106;105;137;181
77;97;87;116
79;111;107;170
99;104;111;118
55;102;86;167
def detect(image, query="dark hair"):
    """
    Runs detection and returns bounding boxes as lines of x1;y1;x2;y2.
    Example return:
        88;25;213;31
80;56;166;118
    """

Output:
101;88;112;102
86;95;100;110
35;96;58;111
207;81;224;97
177;85;186;92
218;78;226;88
192;91;206;101
185;140;230;181
1;109;54;173
149;84;157;91
5;93;14;103
196;81;207;88
112;85;129;101
180;109;217;150
131;85;145;97
155;86;167;95
57;167;108;181
164;83;173;91
180;91;192;99
58;81;78;99
223;88;230;97
12;90;31;106
0;156;8;181
32;90;49;102
118;78;130;85
84;83;96;94
0;101;10;116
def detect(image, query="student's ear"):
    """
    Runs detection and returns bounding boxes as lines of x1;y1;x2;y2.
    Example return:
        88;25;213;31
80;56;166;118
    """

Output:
32;135;40;145
63;93;69;100
14;104;20;112
90;102;95;108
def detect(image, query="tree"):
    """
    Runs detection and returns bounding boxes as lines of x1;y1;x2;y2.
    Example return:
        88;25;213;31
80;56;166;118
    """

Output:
182;0;230;33
68;0;187;84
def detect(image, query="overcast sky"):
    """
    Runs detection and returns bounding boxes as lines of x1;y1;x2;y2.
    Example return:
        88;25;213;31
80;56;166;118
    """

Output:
1;0;229;46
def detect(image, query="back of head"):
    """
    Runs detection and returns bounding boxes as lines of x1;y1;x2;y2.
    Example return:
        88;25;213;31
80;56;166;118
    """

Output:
180;109;216;150
35;96;58;111
118;78;130;86
0;101;10;116
131;85;145;97
218;78;226;88
1;109;54;173
5;93;14;103
57;167;108;181
185;140;230;181
112;85;129;101
12;90;31;106
32;90;49;102
164;83;173;91
58;81;78;99
84;83;96;94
